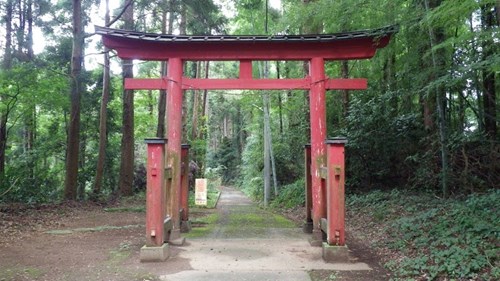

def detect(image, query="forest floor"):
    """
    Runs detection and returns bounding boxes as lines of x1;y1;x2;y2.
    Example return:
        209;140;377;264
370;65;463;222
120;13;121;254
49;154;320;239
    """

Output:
0;187;390;281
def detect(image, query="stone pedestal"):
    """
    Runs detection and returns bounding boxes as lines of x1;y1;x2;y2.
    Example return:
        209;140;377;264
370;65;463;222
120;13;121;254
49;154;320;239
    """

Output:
180;220;192;233
322;243;350;263
303;220;313;234
140;243;169;262
168;229;186;246
308;229;324;247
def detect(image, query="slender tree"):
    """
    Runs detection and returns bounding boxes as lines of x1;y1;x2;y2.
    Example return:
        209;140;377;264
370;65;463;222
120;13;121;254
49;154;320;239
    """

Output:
0;0;14;178
118;0;135;196
93;0;111;197
64;0;84;200
480;3;497;139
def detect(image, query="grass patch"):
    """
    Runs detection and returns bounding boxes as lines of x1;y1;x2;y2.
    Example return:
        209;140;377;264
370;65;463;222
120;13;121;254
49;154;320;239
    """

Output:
272;214;296;228
107;241;132;265
45;224;143;235
104;206;145;213
0;267;44;280
347;189;499;280
188;189;221;209
183;213;220;238
227;210;295;228
228;213;265;226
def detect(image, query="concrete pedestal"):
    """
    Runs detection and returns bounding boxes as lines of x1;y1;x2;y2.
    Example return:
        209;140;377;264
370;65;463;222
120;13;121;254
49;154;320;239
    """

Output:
308;229;324;247
168;229;186;246
140;243;169;262
180;220;192;233
303;220;313;233
322;243;350;263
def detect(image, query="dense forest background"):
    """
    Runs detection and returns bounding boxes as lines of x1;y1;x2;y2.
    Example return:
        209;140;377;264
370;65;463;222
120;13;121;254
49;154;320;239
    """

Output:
0;0;498;204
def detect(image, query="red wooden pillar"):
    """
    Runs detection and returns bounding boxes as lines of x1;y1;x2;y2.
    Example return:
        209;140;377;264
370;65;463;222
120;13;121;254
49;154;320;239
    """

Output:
166;57;183;241
325;138;347;246
303;144;313;233
309;57;327;233
144;138;167;247
180;144;191;232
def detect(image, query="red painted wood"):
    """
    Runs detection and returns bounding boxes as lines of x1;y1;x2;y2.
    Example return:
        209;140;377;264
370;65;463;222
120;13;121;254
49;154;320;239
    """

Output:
125;78;168;90
182;78;310;90
326;139;347;246
304;145;313;224
325;78;367;90
180;145;190;222
309;57;327;231
239;60;252;79
125;77;367;91
145;139;166;247
166;58;183;239
103;36;391;61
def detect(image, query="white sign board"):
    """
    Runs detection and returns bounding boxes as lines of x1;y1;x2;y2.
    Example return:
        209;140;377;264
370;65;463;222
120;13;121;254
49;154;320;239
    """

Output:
195;178;207;206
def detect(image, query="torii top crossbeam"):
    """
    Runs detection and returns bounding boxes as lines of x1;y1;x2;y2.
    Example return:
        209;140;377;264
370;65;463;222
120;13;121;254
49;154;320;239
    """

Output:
95;25;397;61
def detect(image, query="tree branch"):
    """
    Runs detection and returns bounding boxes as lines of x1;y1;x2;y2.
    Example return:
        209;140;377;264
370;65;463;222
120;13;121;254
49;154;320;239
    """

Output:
107;0;134;28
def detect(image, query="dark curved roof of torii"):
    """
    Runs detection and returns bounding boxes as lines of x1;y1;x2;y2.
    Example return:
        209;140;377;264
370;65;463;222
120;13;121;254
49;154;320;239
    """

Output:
96;25;398;61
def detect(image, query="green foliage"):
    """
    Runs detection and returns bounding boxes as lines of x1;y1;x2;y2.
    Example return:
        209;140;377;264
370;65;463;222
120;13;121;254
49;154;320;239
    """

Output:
348;189;499;280
339;90;424;189
270;178;305;209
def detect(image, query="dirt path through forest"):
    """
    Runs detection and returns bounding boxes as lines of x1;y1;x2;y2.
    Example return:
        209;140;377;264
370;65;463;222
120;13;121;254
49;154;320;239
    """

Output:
0;187;388;281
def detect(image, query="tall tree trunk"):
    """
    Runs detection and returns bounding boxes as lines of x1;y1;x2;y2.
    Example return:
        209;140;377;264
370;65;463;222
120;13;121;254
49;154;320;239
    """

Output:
0;118;7;178
3;0;13;70
191;63;200;139
64;0;84;200
17;0;25;58
26;0;33;59
157;62;167;138
263;91;271;206
77;124;86;199
199;61;210;139
179;1;186;34
93;0;111;197
276;61;283;135
156;1;171;138
481;4;497;139
118;0;134;197
496;0;500;26
424;0;450;197
24;0;35;181
0;0;13;178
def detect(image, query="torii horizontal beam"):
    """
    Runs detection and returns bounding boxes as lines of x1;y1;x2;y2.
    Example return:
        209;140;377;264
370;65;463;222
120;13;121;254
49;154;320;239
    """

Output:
125;77;367;91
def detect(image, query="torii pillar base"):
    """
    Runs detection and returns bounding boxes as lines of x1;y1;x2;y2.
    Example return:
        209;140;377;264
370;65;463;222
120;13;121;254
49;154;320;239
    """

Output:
140;243;170;262
180;220;192;233
308;229;324;247
322;243;350;263
168;230;186;246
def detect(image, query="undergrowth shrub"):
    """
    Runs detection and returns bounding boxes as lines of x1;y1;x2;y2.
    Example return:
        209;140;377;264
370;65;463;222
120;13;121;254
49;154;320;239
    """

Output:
347;189;499;280
270;178;305;208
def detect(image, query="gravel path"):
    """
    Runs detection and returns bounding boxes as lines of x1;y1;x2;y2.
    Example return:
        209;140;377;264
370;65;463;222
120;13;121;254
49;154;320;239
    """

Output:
160;186;371;281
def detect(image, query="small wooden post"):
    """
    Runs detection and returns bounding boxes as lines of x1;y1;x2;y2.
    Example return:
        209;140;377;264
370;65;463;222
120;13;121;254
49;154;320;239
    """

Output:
303;144;313;233
325;137;347;246
144;138;167;247
180;144;191;232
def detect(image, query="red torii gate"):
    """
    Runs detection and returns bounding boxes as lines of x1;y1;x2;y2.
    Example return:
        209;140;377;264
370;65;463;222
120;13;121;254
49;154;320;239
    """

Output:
96;25;397;262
